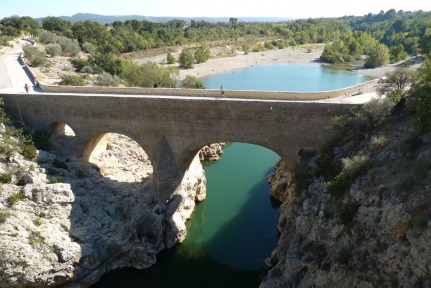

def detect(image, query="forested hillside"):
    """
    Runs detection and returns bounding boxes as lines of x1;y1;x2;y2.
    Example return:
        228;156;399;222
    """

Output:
1;9;430;87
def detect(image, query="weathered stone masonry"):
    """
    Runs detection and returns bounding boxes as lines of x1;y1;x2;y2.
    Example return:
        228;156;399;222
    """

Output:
1;92;356;202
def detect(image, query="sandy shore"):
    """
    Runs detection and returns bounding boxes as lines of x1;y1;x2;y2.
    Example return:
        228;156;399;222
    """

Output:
175;45;395;81
178;45;325;80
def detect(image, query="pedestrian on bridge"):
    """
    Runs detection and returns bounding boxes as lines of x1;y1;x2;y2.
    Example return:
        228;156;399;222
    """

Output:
220;86;225;97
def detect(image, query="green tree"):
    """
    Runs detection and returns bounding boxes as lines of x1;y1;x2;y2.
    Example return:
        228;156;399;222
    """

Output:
42;16;73;37
179;48;195;68
122;61;177;88
59;75;86;86
389;44;407;63
376;68;417;104
194;46;211;63
420;28;431;55
82;42;96;55
242;45;251;55
45;43;62;57
364;41;389;68
408;59;431;128
91;53;123;75
181;75;205;89
166;52;176;64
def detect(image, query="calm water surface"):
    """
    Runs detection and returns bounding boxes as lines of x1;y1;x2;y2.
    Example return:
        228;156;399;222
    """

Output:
93;64;369;288
93;143;280;288
201;63;368;91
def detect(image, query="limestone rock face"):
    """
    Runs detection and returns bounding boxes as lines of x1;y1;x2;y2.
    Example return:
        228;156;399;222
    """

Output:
260;115;431;288
199;143;225;161
0;132;206;288
267;160;293;203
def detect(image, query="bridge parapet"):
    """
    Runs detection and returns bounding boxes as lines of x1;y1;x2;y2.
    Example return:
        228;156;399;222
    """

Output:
37;79;378;101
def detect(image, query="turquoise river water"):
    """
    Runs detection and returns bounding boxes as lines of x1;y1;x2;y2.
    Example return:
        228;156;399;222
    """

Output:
92;64;369;288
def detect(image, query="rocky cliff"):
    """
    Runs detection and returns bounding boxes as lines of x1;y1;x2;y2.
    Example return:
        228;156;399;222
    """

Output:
262;101;431;287
0;131;207;287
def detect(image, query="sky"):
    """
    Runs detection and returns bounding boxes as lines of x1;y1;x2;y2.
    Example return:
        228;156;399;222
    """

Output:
1;0;431;20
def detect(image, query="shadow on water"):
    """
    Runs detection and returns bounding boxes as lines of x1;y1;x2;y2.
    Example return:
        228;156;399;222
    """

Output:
93;143;280;288
92;179;278;288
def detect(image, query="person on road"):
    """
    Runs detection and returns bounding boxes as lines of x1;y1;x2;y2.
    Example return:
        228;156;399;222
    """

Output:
24;83;29;94
220;85;225;97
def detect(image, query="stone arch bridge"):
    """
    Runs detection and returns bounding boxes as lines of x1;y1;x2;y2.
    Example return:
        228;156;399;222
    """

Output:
1;92;361;202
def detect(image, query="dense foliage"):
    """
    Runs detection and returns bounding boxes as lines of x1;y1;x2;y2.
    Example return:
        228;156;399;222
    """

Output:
1;9;431;86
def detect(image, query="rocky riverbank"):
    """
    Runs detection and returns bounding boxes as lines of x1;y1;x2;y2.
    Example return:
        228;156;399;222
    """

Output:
0;131;209;287
262;102;431;287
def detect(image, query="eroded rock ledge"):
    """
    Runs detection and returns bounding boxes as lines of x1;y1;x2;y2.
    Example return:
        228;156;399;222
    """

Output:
0;134;209;287
261;116;431;287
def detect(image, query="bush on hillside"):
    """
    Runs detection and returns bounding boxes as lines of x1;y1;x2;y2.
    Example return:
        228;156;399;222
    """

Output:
45;43;62;57
59;75;86;86
180;75;205;89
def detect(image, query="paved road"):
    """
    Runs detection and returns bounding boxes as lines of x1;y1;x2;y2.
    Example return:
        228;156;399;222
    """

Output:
0;40;379;104
0;39;37;94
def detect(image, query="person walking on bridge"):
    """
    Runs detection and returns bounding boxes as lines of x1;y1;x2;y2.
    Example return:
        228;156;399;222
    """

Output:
220;85;225;97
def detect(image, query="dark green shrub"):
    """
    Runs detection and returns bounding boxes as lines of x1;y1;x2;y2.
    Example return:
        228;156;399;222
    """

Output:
7;191;25;206
71;58;91;72
339;202;359;225
45;43;62;57
28;231;45;246
325;172;349;197
57;36;80;56
166;52;176;64
179;48;195;68
180;75;205;89
52;159;68;170
21;144;37;160
194;47;211;63
75;168;88;178
59;75;85;86
46;168;60;176
96;72;122;86
82;42;96;55
48;176;60;184
0;173;12;184
29;53;48;67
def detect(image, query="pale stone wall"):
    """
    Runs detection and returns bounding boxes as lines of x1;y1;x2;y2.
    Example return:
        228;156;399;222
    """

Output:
37;80;378;100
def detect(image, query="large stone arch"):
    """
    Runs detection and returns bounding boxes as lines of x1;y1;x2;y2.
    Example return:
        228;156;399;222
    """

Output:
82;132;154;183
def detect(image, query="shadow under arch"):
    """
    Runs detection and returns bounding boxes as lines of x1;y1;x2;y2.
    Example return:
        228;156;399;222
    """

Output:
82;132;154;183
46;122;77;153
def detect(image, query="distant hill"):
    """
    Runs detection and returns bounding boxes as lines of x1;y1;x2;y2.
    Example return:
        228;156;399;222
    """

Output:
43;13;293;24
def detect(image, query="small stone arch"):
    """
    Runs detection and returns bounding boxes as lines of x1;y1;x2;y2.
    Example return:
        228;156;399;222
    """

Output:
49;122;76;137
83;132;153;183
46;122;77;152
